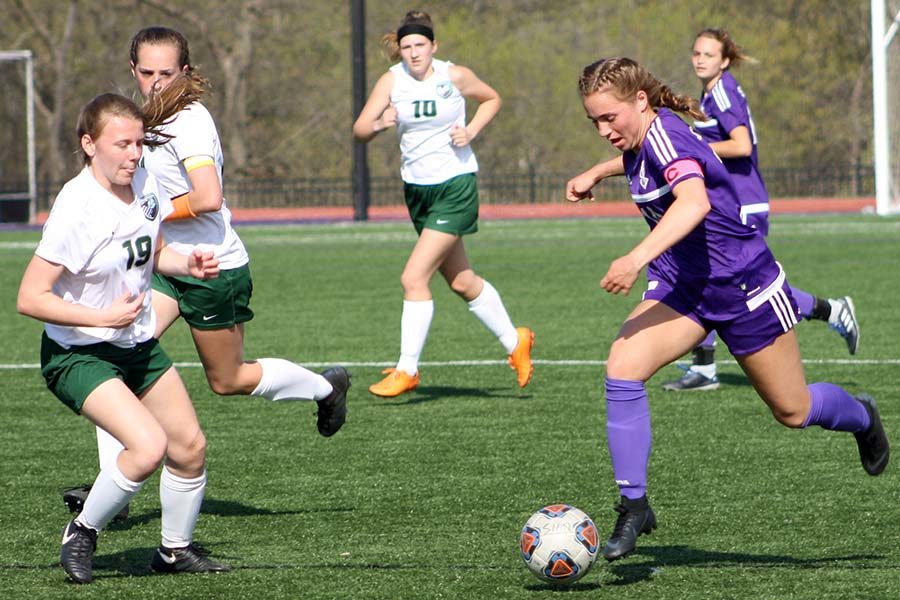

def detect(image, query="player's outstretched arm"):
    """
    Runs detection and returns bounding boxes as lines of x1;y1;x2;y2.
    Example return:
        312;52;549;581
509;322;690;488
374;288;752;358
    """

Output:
154;236;219;280
566;156;625;202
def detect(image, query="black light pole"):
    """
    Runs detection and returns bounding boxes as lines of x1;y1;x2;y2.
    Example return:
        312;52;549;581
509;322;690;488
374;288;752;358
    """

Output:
350;0;370;221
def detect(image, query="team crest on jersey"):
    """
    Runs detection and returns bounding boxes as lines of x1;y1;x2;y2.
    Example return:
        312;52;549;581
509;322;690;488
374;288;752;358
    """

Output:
639;161;649;189
139;193;159;221
435;81;452;99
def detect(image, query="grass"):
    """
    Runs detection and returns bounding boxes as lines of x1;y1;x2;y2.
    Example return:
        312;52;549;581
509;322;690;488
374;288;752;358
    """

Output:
1;214;899;599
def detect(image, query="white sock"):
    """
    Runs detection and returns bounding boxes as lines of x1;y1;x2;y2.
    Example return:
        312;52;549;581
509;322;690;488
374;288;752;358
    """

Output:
96;426;124;470
251;358;333;401
468;280;518;353
691;363;717;378
827;298;843;325
396;299;434;376
160;467;206;549
77;458;143;532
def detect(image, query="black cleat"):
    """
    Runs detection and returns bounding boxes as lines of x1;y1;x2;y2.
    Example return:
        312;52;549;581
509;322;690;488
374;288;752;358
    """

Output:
854;394;889;476
60;519;97;584
661;368;719;392
62;484;130;523
150;542;231;574
317;366;351;437
829;296;860;355
602;495;657;562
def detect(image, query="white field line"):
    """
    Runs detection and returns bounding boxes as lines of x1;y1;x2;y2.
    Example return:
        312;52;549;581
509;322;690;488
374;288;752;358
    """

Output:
3;358;900;370
4;218;899;251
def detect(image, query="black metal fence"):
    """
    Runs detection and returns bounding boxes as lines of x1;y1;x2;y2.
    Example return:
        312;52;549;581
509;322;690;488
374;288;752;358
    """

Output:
3;162;878;220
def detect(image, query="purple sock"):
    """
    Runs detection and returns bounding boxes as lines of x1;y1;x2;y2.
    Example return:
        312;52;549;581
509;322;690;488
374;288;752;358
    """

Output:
700;331;716;347
605;377;651;500
802;382;870;432
790;286;815;320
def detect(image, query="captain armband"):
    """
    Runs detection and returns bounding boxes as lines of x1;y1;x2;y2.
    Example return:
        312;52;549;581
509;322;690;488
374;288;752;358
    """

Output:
183;155;215;173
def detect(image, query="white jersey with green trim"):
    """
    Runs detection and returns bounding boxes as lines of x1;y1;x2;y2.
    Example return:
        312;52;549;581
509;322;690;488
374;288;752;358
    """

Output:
36;167;170;348
141;101;249;269
390;58;478;185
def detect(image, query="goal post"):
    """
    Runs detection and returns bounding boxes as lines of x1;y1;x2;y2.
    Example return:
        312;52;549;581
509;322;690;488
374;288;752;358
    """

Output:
0;50;36;223
872;0;900;215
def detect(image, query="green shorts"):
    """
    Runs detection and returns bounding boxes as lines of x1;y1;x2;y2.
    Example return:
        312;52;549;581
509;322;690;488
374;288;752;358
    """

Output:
404;173;479;236
40;333;173;414
152;264;254;330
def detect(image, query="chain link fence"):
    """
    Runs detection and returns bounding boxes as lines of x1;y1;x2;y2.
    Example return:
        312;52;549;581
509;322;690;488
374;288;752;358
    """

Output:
2;161;877;220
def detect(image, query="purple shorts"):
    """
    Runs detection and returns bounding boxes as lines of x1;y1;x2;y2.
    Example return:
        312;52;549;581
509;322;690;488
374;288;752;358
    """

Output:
642;263;798;356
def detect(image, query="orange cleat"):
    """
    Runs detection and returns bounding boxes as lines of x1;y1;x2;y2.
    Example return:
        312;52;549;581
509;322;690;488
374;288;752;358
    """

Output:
368;368;420;398
508;326;534;388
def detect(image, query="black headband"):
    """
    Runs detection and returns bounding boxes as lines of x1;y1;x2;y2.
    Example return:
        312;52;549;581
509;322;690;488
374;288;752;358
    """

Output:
397;24;434;42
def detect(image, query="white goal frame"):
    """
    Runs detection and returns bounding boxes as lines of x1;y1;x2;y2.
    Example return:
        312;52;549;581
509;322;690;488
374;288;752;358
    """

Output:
0;50;36;223
872;0;900;215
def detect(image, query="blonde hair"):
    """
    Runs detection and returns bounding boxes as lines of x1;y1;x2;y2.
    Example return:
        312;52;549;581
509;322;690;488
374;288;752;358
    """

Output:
380;10;434;61
578;57;705;121
695;28;756;70
75;91;197;164
141;73;209;137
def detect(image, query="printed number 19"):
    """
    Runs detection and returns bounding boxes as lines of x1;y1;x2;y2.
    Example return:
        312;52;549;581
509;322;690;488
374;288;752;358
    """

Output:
412;100;436;118
123;235;152;269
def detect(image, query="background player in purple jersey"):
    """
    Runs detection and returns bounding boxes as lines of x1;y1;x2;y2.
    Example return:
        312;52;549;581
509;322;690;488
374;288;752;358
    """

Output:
662;28;859;392
565;57;888;563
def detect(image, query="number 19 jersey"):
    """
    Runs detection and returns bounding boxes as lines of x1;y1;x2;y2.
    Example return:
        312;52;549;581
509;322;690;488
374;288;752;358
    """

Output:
36;167;167;348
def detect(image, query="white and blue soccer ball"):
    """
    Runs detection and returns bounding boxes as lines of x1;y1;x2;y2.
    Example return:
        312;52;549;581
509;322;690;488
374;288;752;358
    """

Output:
519;504;599;584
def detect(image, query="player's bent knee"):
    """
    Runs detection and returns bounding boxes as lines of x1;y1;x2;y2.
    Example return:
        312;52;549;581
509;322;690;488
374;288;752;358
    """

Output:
448;272;477;297
400;271;428;296
605;355;648;383
167;428;207;474
126;433;168;480
770;406;807;429
206;373;244;396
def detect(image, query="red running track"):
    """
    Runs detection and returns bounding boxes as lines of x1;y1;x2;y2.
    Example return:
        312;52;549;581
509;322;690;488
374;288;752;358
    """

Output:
35;197;875;225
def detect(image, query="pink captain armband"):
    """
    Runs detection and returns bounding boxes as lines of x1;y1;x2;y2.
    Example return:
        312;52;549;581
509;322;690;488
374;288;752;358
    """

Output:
663;159;703;186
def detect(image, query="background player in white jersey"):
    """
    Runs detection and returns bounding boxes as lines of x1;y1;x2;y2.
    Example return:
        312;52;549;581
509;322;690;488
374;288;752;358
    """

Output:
661;28;860;391
17;93;227;583
63;26;350;519
352;10;533;398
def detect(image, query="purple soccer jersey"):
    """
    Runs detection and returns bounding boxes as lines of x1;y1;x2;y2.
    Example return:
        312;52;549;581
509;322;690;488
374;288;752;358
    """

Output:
693;72;769;214
623;108;797;341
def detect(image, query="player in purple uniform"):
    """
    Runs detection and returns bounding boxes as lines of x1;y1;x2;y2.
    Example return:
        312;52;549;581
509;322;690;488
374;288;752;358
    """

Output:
662;28;859;391
565;57;888;562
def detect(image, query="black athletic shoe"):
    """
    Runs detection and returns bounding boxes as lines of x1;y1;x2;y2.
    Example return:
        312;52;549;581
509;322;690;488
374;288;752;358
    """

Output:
62;484;130;523
661;368;720;392
828;296;860;355
60;519;97;584
317;366;351;437
602;495;657;562
150;542;231;574
854;394;889;476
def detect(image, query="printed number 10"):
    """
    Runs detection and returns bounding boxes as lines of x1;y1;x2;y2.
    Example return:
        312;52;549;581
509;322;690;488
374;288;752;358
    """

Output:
412;100;436;118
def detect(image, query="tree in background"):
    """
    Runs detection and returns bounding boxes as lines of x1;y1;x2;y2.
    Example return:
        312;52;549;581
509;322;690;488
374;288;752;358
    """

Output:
0;0;876;199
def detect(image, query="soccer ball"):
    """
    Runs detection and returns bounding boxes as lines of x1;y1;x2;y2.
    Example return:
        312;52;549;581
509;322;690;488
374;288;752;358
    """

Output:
519;504;599;584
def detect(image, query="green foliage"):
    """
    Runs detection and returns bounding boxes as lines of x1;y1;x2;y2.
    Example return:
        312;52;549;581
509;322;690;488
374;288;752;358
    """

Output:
2;214;900;598
0;1;880;184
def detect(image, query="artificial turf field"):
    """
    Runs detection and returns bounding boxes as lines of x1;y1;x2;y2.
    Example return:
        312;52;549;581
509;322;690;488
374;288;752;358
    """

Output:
1;214;899;599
